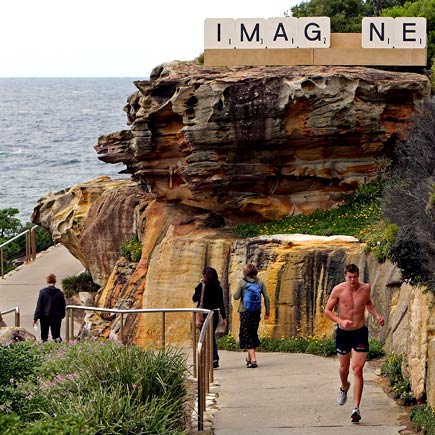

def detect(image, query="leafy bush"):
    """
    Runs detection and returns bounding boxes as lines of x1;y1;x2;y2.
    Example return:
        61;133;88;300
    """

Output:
381;352;414;405
368;338;385;360
219;334;335;356
411;404;435;435
120;235;142;262
382;98;435;290
0;342;40;387
62;271;100;298
388;228;431;287
0;339;189;434
219;334;385;360
381;352;403;386
0;342;42;416
304;336;336;357
216;333;238;351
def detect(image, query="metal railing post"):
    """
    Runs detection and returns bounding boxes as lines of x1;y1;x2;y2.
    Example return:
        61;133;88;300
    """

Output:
14;308;20;327
197;344;205;432
65;307;70;342
192;312;197;378
25;231;30;263
161;311;166;348
30;226;37;261
70;308;75;340
120;313;124;343
1;247;4;279
209;317;214;384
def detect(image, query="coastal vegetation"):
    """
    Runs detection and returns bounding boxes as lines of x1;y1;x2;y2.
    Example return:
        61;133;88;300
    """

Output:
291;0;435;68
61;271;100;298
381;352;414;405
218;334;385;360
120;234;142;262
0;208;52;274
0;339;189;435
411;404;435;435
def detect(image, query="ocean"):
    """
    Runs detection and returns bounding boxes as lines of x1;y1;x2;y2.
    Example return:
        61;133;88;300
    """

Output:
0;77;142;223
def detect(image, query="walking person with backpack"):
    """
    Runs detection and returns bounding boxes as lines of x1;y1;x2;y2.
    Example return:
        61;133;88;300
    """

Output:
233;263;270;368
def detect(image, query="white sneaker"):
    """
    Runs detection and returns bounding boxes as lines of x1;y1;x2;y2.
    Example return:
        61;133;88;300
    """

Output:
337;382;350;405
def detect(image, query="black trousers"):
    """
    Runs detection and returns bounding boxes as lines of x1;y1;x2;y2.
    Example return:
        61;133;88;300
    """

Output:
40;316;62;342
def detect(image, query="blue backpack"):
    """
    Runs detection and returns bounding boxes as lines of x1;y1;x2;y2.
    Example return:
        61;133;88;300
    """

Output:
243;279;262;312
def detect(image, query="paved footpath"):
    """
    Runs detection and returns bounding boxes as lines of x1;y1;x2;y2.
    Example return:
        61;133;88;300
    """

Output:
213;350;408;435
0;244;84;336
0;247;411;434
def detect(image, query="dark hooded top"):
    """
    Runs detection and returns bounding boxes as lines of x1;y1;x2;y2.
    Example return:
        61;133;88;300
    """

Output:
33;286;66;320
192;281;226;319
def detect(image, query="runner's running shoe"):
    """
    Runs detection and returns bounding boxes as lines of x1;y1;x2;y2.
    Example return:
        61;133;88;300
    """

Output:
351;408;361;423
337;382;350;405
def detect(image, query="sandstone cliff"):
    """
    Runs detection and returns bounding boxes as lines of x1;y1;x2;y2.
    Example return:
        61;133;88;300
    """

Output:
32;62;434;406
33;181;435;406
95;62;430;222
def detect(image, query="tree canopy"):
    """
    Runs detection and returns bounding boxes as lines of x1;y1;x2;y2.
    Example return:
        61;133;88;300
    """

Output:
382;98;435;289
381;0;435;67
291;0;434;67
0;208;21;239
291;0;370;32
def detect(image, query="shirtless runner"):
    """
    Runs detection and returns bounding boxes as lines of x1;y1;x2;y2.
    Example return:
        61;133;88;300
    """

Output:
325;263;385;423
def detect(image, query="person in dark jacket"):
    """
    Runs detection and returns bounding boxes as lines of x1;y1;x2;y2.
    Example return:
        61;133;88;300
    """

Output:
192;266;227;368
33;273;66;342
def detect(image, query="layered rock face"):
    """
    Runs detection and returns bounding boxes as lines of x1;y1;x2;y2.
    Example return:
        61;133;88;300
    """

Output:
32;176;148;285
33;185;435;405
95;62;430;222
32;63;434;405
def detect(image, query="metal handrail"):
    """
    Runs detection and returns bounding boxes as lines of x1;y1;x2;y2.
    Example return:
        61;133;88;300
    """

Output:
0;226;37;278
65;305;214;431
0;307;20;327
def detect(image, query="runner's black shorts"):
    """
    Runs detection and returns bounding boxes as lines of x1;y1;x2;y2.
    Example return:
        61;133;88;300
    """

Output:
335;325;369;354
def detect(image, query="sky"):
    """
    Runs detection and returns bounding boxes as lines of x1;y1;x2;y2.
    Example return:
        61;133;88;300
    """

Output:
0;0;299;78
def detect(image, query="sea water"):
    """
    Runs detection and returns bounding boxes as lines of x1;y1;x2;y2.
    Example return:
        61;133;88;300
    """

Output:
0;77;142;223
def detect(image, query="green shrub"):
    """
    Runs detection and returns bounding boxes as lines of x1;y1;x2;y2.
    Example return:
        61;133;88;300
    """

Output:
0;343;40;387
381;352;414;405
411;404;435;435
368;338;385;360
220;334;384;359
0;342;42;416
276;336;309;353
34;226;53;252
61;271;99;298
217;333;238;351
195;52;204;65
120;235;142;262
0;339;189;434
305;336;336;357
220;334;337;356
381;352;403;386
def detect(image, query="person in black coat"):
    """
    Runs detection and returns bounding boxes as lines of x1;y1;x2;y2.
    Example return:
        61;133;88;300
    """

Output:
33;273;66;342
192;266;227;368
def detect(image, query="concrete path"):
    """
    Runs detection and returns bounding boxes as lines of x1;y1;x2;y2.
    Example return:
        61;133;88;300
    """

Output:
213;350;408;435
0;247;411;434
0;244;84;337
